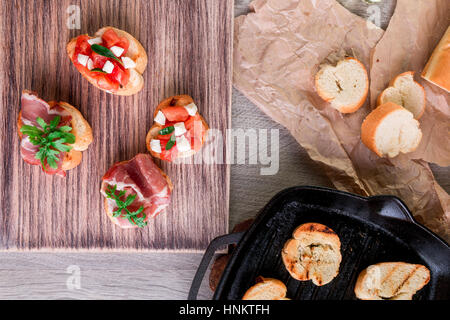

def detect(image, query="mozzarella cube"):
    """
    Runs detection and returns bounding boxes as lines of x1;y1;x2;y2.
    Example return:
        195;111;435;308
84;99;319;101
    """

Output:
87;37;102;45
174;122;187;136
176;135;191;152
184;103;198;116
77;54;89;67
121;57;137;69
102;60;115;74
87;58;94;70
154;111;166;126
110;46;124;57
150;139;162;153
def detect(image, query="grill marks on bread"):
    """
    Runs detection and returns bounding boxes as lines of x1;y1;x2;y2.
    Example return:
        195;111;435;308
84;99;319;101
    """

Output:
282;223;342;286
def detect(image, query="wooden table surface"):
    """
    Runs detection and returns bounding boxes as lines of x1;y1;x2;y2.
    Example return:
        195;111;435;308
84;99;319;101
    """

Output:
0;0;448;299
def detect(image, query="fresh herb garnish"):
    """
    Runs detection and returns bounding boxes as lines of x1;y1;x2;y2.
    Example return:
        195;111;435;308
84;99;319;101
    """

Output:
20;116;75;170
91;44;123;65
90;68;107;73
159;126;174;135
165;133;176;151
105;185;147;228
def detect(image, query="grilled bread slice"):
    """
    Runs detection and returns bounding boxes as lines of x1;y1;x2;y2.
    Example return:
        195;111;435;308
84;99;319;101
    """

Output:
354;262;430;300
282;223;342;286
67;26;147;96
361;102;422;158
242;277;290;300
315;57;369;113
377;71;426;119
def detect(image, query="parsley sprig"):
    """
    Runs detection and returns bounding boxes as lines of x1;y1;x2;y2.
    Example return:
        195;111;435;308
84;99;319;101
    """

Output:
20;116;75;170
105;185;147;228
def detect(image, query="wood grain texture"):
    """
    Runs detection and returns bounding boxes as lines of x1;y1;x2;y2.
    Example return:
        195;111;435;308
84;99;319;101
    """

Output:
0;0;233;251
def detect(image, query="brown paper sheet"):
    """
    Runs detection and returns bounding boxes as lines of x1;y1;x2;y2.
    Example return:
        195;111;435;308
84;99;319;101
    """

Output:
233;0;450;240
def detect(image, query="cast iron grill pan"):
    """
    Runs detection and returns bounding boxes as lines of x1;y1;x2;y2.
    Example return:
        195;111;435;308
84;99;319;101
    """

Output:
189;187;450;300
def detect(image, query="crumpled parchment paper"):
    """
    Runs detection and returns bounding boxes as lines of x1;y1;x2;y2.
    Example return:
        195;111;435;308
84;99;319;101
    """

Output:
234;0;450;241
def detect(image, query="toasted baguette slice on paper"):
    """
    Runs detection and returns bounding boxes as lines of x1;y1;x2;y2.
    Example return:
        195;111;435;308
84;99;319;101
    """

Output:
315;57;369;113
361;102;422;158
18;96;93;172
242;277;290;300
282;223;342;286
146;95;209;161
67;26;148;96
422;26;450;93
354;262;430;300
378;71;426;119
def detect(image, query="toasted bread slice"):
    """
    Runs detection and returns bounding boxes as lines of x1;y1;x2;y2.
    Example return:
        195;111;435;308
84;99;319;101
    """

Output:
422;26;450;93
101;161;173;228
354;262;430;300
18;95;93;172
146;95;209;161
361;102;422;158
315;57;369;113
377;71;426;119
67;26;147;96
242;277;290;300
282;223;342;286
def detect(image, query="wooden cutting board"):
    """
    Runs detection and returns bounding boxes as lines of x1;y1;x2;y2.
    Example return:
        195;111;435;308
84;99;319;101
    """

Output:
0;0;232;251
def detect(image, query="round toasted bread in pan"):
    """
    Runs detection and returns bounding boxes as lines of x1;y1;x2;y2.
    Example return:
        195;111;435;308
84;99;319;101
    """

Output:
354;262;430;300
242;277;290;300
282;222;342;286
67;26;148;96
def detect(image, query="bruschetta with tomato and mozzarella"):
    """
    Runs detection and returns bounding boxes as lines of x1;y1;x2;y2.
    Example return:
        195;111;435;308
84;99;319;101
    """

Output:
67;26;148;95
146;95;209;162
101;153;173;229
18;90;93;177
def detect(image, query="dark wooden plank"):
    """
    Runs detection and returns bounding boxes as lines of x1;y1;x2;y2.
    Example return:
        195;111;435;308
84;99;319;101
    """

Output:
0;0;232;251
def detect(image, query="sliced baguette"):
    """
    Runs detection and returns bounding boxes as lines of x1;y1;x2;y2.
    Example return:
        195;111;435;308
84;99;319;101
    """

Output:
315;57;369;113
67;26;148;96
282;223;342;286
354;262;430;300
377;71;426;119
18;93;93;172
146;95;209;160
361;102;422;158
422;26;450;93
242;277;290;300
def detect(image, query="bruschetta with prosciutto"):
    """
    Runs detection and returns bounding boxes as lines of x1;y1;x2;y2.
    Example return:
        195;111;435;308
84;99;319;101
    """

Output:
146;95;209;162
18;90;93;177
101;153;173;229
67;26;147;95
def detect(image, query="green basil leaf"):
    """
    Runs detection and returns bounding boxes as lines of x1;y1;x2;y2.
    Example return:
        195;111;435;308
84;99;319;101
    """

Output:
165;134;176;150
90;44;123;65
58;126;72;132
90;68;107;74
46;156;58;169
159;126;174;136
20;125;43;137
51;141;72;152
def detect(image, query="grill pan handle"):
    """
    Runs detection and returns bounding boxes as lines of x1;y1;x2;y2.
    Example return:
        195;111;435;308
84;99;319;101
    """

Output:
188;232;245;300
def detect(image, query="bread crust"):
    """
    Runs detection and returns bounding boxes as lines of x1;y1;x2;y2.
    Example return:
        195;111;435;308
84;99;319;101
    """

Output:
66;26;148;96
146;95;209;161
282;223;342;286
315;57;368;114
354;262;430;300
101;160;173;228
361;102;410;157
242;277;289;300
421;26;450;93
17;91;93;172
377;71;426;119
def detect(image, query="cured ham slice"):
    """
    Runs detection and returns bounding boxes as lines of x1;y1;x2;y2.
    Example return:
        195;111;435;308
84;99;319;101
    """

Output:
19;91;72;176
101;153;173;229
